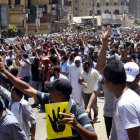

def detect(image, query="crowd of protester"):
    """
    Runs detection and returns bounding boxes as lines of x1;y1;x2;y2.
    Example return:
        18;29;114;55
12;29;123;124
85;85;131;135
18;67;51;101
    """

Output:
0;26;140;140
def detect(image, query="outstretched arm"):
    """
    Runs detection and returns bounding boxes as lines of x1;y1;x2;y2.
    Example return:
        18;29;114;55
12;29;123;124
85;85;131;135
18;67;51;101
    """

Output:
0;57;38;101
97;26;111;75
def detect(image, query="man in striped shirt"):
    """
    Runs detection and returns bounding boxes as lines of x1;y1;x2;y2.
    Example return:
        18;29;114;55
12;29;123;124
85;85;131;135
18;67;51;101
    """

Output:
0;58;98;140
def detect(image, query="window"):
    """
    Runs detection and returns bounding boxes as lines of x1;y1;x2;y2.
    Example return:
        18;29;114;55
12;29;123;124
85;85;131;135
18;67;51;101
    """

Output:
49;0;59;4
106;2;109;6
114;9;119;14
15;0;20;5
75;8;78;10
104;10;110;14
28;0;31;7
75;0;78;3
8;0;11;5
64;1;72;6
97;3;100;7
121;2;124;5
97;10;101;15
114;2;118;5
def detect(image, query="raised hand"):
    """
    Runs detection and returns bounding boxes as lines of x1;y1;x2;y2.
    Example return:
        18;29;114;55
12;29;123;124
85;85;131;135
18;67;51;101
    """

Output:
48;107;66;133
102;26;111;40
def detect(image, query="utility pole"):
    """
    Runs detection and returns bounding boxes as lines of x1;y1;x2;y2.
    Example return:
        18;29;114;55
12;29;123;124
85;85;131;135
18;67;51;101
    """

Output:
36;0;39;38
0;28;1;39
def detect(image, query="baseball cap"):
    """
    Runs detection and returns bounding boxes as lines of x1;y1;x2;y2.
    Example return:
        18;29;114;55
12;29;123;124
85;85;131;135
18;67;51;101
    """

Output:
45;79;72;97
124;62;140;82
22;53;28;58
74;47;79;51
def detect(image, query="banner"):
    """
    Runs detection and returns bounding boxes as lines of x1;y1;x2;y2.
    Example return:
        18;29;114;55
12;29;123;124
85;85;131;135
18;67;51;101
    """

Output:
102;13;112;25
102;13;122;25
111;28;121;38
45;102;72;139
112;14;122;25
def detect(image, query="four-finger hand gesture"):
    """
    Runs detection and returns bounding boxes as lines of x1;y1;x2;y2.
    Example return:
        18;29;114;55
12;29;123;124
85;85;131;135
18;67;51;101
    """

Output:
48;107;66;133
102;26;111;40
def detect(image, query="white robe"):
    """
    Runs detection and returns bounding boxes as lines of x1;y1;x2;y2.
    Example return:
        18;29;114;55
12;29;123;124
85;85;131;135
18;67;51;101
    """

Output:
69;63;84;105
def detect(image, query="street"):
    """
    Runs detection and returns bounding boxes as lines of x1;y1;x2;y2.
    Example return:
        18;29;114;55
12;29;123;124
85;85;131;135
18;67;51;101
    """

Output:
30;96;108;140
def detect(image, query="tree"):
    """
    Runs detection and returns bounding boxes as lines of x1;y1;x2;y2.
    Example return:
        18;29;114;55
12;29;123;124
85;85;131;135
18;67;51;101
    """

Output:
2;24;18;37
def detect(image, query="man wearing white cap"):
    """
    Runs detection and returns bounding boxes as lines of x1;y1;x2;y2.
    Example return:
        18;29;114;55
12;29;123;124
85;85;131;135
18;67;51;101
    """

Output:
124;62;140;95
69;56;84;105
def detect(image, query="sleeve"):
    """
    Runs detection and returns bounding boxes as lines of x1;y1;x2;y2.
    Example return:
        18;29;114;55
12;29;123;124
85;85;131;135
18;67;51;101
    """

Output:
22;103;36;124
68;66;71;82
66;64;70;72
79;71;84;79
93;70;100;81
76;106;94;132
0;73;9;83
93;76;102;92
36;91;50;105
20;61;25;67
0;86;11;101
10;123;28;140
119;104;140;130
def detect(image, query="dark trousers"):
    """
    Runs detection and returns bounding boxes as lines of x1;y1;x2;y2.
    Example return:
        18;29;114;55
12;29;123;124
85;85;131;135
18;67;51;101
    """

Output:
104;116;113;139
83;93;98;119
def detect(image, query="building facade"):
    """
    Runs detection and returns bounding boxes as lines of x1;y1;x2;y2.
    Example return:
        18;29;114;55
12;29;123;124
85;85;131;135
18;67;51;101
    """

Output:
1;0;73;35
129;0;140;19
93;0;129;16
72;0;93;17
7;0;52;34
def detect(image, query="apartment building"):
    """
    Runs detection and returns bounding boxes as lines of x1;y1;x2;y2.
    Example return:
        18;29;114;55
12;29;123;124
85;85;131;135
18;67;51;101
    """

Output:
93;0;129;15
72;0;93;17
129;0;140;19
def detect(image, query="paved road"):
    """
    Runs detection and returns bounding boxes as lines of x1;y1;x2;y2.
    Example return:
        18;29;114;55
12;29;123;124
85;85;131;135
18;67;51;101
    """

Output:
30;96;108;140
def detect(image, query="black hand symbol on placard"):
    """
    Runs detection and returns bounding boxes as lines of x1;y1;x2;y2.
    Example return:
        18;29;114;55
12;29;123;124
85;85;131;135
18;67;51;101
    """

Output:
48;107;66;133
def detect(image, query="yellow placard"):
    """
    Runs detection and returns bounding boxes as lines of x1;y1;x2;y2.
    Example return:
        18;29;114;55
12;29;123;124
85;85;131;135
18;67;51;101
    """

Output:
45;102;72;140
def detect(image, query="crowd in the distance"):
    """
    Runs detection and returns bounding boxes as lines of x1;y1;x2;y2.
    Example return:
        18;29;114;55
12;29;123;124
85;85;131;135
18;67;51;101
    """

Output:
0;26;140;140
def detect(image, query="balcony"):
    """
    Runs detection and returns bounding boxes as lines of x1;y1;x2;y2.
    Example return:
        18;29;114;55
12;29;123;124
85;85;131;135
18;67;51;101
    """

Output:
27;13;51;23
9;5;25;14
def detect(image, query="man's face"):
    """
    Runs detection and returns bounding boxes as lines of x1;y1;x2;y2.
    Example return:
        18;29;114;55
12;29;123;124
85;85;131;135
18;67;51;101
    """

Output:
11;87;17;101
50;89;62;103
61;58;65;64
127;76;139;90
87;57;93;64
83;64;90;72
75;60;80;67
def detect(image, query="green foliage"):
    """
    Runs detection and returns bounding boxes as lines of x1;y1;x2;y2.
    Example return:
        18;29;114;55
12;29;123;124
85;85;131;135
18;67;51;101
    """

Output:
9;24;18;33
2;24;18;37
85;25;92;29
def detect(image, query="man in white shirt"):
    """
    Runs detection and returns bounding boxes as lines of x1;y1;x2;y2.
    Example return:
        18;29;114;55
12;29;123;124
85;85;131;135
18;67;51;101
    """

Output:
50;66;67;82
15;53;31;100
24;39;31;53
69;56;83;105
124;62;140;95
79;61;99;119
0;86;36;140
101;26;140;140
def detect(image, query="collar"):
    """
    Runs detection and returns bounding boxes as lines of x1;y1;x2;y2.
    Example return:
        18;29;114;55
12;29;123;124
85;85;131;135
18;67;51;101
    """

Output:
69;98;75;111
